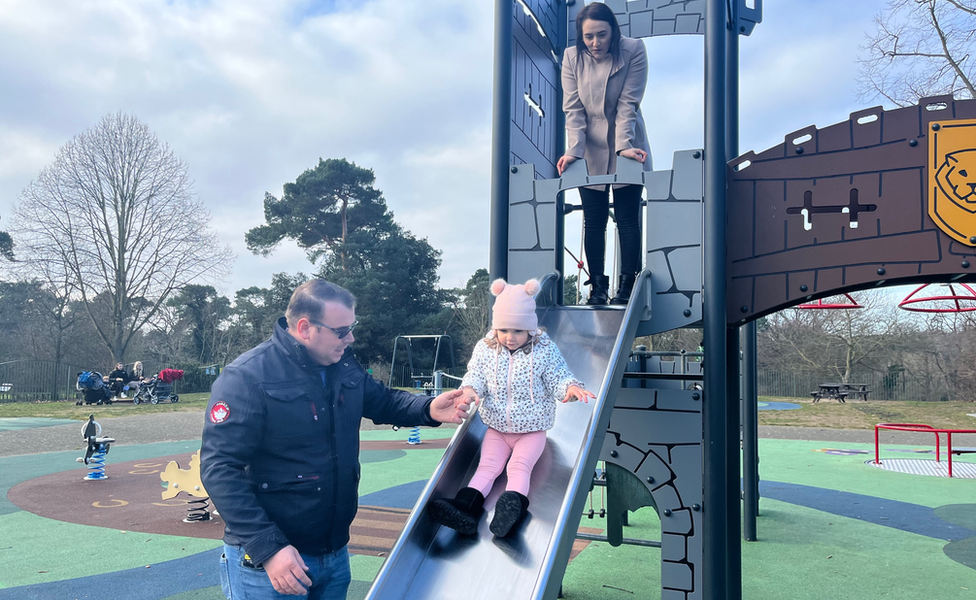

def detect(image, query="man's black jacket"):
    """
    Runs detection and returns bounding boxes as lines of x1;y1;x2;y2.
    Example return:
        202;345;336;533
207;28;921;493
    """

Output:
200;317;438;566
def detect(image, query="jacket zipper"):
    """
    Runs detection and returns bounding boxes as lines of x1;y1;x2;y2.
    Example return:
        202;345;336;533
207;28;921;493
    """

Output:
505;353;515;431
327;376;339;548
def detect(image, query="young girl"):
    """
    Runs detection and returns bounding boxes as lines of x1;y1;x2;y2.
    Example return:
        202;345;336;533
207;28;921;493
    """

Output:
427;278;594;538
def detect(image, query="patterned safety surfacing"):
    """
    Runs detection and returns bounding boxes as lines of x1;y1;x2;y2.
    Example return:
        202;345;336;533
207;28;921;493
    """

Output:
7;447;599;561
866;458;976;479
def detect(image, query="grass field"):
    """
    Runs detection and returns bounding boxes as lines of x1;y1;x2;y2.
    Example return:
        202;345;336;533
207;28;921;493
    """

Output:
0;393;211;419
759;396;976;430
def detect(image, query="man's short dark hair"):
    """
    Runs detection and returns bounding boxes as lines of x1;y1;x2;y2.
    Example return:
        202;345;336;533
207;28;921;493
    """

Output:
286;280;356;329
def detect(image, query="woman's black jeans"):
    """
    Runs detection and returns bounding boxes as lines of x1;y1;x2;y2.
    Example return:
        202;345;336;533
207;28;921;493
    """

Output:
578;184;643;278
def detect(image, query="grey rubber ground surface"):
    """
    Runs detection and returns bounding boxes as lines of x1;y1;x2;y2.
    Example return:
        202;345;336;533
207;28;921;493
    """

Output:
0;413;411;457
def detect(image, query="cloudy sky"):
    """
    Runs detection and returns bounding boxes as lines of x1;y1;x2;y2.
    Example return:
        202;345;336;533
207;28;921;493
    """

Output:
0;0;889;298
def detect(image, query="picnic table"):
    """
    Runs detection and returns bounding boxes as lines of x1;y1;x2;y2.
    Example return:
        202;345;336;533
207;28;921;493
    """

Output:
844;383;870;401
810;383;871;403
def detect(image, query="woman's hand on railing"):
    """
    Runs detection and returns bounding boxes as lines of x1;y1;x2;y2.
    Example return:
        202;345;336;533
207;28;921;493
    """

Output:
618;148;647;163
556;154;577;175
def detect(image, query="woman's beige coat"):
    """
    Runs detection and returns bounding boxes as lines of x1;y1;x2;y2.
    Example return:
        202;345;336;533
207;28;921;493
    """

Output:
561;36;651;177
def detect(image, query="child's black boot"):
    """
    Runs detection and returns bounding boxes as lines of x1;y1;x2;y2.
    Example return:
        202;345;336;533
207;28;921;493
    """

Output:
489;491;530;538
427;487;485;535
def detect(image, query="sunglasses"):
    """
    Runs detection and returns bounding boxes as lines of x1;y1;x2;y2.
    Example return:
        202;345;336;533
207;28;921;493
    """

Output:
309;318;358;340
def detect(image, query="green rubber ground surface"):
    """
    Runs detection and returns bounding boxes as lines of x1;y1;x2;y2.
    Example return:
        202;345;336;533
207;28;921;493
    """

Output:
2;429;974;599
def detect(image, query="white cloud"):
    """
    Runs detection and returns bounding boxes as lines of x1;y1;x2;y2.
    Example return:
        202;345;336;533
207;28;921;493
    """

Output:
0;0;895;299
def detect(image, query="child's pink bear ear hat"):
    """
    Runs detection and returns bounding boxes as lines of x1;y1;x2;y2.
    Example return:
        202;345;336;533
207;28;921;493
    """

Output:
490;278;541;331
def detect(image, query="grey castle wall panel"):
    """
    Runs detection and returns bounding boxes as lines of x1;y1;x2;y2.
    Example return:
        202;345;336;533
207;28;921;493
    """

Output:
662;533;688;561
613;387;657;409
671;150;705;199
570;0;759;43
663;560;694;590
670;444;704;503
645;169;674;199
642;150;704;334
510;204;541;248
509;151;703;331
508;163;559;284
656;388;701;411
569;0;707;45
665;587;695;600
603;382;703;599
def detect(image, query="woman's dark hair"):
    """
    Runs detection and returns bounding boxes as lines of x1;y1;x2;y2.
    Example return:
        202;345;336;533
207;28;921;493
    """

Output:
575;2;622;61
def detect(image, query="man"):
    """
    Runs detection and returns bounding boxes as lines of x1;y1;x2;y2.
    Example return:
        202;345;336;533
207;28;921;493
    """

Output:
201;280;471;599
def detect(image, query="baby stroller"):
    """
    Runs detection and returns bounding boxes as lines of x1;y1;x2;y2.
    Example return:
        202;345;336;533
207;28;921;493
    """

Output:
134;368;183;405
75;371;113;405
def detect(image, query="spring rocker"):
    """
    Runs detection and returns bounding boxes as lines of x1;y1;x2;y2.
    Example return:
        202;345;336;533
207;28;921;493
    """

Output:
160;449;214;523
75;414;115;480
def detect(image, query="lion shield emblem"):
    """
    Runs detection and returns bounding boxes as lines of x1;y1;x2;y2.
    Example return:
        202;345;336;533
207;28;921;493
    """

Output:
929;119;976;246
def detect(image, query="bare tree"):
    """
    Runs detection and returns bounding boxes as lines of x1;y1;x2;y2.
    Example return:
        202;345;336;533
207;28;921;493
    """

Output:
449;269;492;361
858;0;976;106
917;308;976;399
760;290;905;383
11;112;233;362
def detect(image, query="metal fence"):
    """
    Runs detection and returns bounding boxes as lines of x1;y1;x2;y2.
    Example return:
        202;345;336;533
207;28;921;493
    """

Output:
387;365;467;390
758;370;950;402
0;360;90;403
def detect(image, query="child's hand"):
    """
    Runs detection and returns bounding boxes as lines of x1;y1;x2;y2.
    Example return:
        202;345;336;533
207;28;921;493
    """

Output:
457;387;480;411
562;385;595;403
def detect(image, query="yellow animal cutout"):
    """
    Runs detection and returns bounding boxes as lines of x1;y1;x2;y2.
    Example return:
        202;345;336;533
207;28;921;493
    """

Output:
160;450;209;499
928;118;976;246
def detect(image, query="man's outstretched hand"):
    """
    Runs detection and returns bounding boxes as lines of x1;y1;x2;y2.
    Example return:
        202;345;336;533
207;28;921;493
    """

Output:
430;389;475;424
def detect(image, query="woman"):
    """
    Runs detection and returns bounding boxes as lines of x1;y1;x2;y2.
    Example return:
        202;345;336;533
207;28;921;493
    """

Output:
107;363;130;398
558;2;651;305
129;361;145;393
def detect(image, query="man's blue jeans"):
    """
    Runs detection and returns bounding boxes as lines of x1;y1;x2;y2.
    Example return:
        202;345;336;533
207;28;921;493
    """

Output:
220;543;352;600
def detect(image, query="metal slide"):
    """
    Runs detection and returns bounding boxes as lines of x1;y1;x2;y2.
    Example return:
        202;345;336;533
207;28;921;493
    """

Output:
365;273;650;600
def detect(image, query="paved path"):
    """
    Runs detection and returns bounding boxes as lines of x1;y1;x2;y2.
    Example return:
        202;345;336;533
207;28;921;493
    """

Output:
0;412;432;458
0;412;951;458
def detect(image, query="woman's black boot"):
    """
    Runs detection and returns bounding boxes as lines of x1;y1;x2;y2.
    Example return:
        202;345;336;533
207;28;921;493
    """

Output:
490;491;530;538
584;275;610;305
610;273;637;305
427;487;485;535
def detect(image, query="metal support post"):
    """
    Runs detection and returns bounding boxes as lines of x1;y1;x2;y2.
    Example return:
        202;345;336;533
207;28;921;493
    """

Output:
489;0;513;283
703;0;737;598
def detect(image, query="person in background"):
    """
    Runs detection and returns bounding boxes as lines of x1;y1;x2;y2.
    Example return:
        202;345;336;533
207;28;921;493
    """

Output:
128;361;145;393
200;279;474;599
558;1;651;305
107;362;131;398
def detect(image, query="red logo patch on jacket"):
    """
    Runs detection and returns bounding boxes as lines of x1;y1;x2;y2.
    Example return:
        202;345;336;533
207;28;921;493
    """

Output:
210;401;230;424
